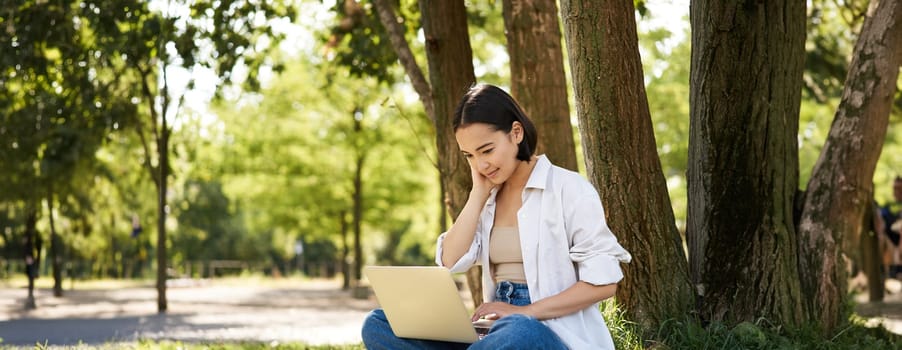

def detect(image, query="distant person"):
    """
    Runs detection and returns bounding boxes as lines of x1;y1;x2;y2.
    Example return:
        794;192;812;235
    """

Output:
879;176;902;278
361;84;632;349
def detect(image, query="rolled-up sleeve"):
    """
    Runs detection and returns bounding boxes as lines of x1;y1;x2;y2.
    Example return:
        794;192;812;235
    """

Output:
567;188;632;286
435;231;482;273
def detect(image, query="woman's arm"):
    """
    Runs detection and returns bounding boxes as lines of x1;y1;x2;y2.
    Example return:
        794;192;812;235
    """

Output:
440;165;494;267
439;190;489;267
471;281;616;321
524;281;616;320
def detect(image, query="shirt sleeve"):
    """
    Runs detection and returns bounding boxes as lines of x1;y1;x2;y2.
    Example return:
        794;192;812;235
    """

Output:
435;230;482;273
566;185;632;286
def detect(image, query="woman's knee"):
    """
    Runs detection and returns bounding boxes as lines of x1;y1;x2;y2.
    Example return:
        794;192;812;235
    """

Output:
361;309;390;339
482;314;566;349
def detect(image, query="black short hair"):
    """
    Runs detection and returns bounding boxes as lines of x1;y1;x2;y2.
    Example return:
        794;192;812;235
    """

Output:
452;84;538;161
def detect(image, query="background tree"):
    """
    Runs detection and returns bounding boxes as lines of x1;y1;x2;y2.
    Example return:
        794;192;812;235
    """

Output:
558;0;693;331
0;0;134;303
798;0;902;332
112;0;295;312
502;0;577;171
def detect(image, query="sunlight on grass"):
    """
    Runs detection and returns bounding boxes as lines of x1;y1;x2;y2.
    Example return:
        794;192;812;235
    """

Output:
2;340;364;350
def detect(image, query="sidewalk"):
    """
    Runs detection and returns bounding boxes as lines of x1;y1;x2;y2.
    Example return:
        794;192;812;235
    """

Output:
0;278;377;346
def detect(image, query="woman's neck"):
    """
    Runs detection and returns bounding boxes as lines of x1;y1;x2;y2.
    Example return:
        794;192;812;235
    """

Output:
501;156;537;193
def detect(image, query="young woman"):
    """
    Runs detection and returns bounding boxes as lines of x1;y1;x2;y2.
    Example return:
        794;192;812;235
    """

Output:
362;84;631;349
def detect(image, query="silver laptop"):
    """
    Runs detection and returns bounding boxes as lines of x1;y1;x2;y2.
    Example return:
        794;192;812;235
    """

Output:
363;266;492;343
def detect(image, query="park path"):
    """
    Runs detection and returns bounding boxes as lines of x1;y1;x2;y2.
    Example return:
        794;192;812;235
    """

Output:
0;278;378;347
0;278;900;347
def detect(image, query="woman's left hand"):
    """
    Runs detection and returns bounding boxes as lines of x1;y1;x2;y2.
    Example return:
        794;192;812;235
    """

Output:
471;301;530;321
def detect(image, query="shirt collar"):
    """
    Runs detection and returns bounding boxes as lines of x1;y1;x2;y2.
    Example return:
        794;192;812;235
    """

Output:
525;155;550;190
486;155;550;205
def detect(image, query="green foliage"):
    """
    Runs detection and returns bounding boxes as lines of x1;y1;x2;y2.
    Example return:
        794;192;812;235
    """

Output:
648;315;902;350
195;55;439;272
323;0;399;83
639;18;690;229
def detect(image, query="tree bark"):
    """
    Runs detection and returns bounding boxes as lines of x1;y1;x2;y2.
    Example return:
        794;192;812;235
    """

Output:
419;0;479;306
798;0;902;332
688;1;807;325
559;0;693;331
502;0;577;171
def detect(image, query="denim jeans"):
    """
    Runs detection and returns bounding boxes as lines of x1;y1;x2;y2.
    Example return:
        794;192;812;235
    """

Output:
361;281;568;350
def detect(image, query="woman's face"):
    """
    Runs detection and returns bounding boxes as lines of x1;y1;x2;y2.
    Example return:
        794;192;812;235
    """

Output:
455;122;523;185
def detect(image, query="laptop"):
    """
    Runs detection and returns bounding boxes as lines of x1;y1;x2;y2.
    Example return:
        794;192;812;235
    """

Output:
363;266;493;343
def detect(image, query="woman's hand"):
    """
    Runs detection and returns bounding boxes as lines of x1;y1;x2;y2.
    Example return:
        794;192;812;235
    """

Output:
469;162;496;201
471;301;529;321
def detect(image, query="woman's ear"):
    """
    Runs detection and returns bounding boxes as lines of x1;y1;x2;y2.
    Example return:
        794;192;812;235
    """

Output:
511;121;524;143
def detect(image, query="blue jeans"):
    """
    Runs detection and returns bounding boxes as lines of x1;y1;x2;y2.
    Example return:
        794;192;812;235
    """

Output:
361;281;568;350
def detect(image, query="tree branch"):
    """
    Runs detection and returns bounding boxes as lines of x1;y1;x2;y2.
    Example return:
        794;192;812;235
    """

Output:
371;0;435;122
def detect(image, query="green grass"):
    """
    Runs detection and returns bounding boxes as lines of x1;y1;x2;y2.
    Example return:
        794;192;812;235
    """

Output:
4;340;365;350
600;300;902;350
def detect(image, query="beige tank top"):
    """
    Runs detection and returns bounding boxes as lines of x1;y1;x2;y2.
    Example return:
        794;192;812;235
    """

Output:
489;226;527;283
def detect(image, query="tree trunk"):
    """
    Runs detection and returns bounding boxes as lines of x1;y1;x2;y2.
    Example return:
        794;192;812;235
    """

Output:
798;0;902;332
688;1;807;325
156;117;169;313
502;0;577;171
47;190;63;297
341;209;350;290
353;150;365;285
558;0;693;331
861;199;885;302
23;208;38;309
420;0;479;306
371;0;434;122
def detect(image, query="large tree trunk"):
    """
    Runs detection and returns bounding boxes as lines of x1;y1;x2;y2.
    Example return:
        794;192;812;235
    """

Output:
798;0;902;333
688;1;807;326
502;0;577;171
419;0;479;306
559;0;693;330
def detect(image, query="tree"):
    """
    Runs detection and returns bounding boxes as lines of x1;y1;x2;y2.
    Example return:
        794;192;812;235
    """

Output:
113;0;294;312
502;0;577;171
798;0;902;332
688;1;808;326
558;0;693;331
0;0;134;302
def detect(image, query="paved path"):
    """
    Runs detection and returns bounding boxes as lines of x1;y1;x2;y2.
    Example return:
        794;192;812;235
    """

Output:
0;278;377;347
854;279;902;335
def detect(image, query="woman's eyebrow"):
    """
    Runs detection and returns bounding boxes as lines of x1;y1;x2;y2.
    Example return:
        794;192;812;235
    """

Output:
475;142;493;151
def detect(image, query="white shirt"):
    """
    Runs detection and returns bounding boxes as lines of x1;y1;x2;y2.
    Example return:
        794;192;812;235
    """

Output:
436;155;632;350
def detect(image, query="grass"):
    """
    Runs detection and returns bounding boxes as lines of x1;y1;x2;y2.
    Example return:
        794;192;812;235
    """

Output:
600;300;902;350
3;340;365;350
